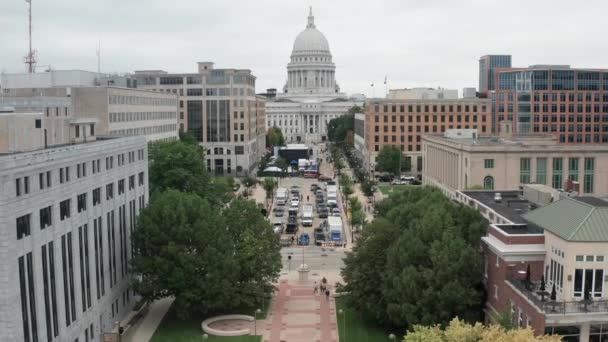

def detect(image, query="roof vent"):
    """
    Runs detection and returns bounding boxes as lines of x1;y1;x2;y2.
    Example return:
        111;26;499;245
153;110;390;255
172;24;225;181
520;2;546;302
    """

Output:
494;193;502;203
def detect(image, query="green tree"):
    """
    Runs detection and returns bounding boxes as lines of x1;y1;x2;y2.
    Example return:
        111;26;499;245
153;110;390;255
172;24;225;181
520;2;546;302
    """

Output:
266;127;285;147
403;318;561;342
361;179;376;197
349;197;365;227
490;303;515;331
342;187;487;330
327;114;354;142
375;145;409;176
275;157;288;172
222;199;282;309
179;130;198;145
130;190;236;319
348;105;364;115
340;174;354;198
263;177;277;201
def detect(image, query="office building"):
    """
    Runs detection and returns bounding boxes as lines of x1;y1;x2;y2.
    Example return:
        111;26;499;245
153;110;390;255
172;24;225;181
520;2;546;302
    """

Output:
456;188;608;341
264;8;364;144
479;55;512;93
361;98;491;177
387;87;458;100
134;62;264;176
0;113;148;342
423;127;608;198
492;64;608;142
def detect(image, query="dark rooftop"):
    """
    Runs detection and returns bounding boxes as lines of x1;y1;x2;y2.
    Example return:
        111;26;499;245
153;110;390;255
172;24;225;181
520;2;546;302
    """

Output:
462;190;544;234
574;196;608;207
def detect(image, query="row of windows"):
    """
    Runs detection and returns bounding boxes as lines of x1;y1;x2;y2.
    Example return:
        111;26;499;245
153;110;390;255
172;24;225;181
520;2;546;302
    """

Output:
498;91;608;103
373;103;487;114
374;114;487;124
108;94;176;106
14;149;145;198
498;103;608;113
374;124;487;134
109;111;176;123
16;172;145;240
110;124;177;137
158;86;255;97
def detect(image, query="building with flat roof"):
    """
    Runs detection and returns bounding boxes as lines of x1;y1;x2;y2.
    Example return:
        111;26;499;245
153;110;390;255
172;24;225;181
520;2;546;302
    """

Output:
0;117;148;341
456;188;608;340
362;98;491;178
423;128;608;198
479;55;512;93
387;87;458;100
0;86;178;143
490;63;608;142
133;62;263;176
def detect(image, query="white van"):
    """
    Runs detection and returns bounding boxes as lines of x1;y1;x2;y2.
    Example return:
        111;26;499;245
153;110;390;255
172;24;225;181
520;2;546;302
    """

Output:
400;176;416;184
276;187;288;205
302;205;313;226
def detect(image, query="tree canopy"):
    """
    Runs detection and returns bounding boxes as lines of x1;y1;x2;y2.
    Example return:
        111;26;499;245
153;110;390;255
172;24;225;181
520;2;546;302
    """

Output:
327;114;354;142
130;191;281;319
341;186;487;330
403;318;561;342
375;145;410;176
266;126;285;147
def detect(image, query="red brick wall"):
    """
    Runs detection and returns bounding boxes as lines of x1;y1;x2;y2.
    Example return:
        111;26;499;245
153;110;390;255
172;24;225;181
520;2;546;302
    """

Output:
488;226;545;245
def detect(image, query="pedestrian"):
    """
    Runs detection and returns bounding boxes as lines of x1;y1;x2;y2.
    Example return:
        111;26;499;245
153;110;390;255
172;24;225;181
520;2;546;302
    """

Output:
325;289;330;300
307;195;309;202
313;282;318;295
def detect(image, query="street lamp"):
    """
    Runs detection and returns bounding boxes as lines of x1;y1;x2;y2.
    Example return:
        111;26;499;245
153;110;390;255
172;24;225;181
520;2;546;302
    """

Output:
389;333;396;341
338;309;346;342
254;308;262;337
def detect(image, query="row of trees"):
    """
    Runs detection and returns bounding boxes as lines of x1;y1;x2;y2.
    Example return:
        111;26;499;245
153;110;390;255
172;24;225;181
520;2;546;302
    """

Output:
341;186;488;331
131;138;282;319
375;145;411;176
266;126;285;148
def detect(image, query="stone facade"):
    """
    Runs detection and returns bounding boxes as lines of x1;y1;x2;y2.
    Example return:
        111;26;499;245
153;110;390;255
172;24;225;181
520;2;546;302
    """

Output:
0;136;148;342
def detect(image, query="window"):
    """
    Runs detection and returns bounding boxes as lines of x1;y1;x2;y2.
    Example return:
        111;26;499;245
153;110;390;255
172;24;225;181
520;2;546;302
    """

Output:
584;157;594;193
40;206;52;229
138;172;145;186
573;268;604;297
568;158;579;182
39;171;51;189
552;158;563;189
520;158;531;184
106;183;114;200
484;159;494;169
16;178;21;196
118;180;125;194
536;158;547;185
93;188;101;206
17;214;31;239
77;193;87;213
484;176;494;190
59;167;70;184
60;199;71;220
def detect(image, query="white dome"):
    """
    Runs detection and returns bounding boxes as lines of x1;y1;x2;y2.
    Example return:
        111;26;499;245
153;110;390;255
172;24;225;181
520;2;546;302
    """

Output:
293;28;330;53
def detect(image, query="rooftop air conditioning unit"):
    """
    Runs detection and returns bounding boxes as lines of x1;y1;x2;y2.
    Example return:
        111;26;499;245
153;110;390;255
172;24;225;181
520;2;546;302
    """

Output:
494;193;502;203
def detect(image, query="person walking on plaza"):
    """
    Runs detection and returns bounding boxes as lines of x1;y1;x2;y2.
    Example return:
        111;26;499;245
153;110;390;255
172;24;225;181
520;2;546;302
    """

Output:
313;282;318;295
325;289;330;300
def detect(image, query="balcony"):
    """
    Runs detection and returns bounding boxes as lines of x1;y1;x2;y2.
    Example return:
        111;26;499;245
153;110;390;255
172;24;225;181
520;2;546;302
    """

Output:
506;275;608;315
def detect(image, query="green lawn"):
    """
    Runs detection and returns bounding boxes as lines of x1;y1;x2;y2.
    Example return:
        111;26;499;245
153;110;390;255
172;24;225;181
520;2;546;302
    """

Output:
151;299;270;342
378;185;406;196
335;297;398;342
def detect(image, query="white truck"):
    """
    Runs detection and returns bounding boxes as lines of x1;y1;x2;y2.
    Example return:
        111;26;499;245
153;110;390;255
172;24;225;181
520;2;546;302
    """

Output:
327;216;344;245
326;184;338;206
302;204;313;226
276;187;288;205
298;158;309;171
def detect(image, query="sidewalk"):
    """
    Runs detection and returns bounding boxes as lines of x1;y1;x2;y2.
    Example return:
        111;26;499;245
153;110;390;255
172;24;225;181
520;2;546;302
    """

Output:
123;297;175;342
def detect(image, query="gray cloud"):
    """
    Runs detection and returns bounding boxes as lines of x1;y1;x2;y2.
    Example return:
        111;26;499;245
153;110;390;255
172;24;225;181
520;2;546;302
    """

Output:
1;0;606;96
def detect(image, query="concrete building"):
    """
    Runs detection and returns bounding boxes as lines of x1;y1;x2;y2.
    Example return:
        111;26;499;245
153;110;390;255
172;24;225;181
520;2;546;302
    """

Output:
133;62;263;176
491;64;608;142
0;114;148;342
479;55;512;93
264;8;363;144
361;98;491;178
0;84;178;143
456;188;608;341
387;87;458;100
423;128;608;198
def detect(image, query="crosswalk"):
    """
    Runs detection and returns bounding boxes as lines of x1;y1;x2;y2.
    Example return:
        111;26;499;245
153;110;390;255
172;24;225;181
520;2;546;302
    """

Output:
280;246;346;272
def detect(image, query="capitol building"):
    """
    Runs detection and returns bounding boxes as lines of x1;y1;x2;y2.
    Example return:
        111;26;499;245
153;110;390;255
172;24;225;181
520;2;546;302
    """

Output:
265;8;364;144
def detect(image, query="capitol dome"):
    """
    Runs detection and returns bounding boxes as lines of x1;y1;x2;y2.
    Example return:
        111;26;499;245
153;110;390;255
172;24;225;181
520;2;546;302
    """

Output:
292;22;330;53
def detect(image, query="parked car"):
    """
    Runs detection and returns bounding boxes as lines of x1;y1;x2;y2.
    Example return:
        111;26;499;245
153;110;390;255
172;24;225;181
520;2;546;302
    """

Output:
297;233;310;246
391;179;405;185
315;195;325;204
378;175;393;182
331;207;341;217
272;222;284;234
291;197;300;207
310;183;319;192
273;206;284;217
318;207;329;218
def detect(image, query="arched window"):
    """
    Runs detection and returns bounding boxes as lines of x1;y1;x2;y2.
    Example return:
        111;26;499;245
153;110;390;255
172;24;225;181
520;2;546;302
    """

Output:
484;176;495;190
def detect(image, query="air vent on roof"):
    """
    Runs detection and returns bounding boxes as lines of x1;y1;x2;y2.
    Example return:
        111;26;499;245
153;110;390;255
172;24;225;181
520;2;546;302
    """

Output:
494;193;502;203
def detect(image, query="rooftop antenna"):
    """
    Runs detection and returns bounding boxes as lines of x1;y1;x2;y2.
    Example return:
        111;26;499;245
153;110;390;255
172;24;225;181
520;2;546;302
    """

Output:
24;0;37;73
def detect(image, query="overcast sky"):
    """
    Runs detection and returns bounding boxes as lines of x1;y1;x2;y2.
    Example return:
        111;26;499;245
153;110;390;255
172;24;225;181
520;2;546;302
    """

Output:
1;0;607;96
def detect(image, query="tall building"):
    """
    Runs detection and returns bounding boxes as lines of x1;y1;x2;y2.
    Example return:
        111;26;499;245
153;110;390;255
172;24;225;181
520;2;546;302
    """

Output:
456;188;608;340
0;113;148;342
264;8;363;144
133;62;264;176
0;70;179;143
422;128;608;198
360;97;491;177
492;64;608;143
479;55;512;93
387;87;458;100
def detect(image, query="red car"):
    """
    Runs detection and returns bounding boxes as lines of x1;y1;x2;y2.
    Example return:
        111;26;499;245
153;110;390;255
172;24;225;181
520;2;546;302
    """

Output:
318;174;332;181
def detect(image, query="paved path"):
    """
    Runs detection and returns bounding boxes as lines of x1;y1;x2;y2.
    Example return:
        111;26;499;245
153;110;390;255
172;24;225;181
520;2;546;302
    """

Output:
262;278;338;342
123;297;174;342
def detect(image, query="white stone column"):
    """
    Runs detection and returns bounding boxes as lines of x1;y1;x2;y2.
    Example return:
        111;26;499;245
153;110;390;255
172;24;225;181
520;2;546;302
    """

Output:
579;322;590;342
